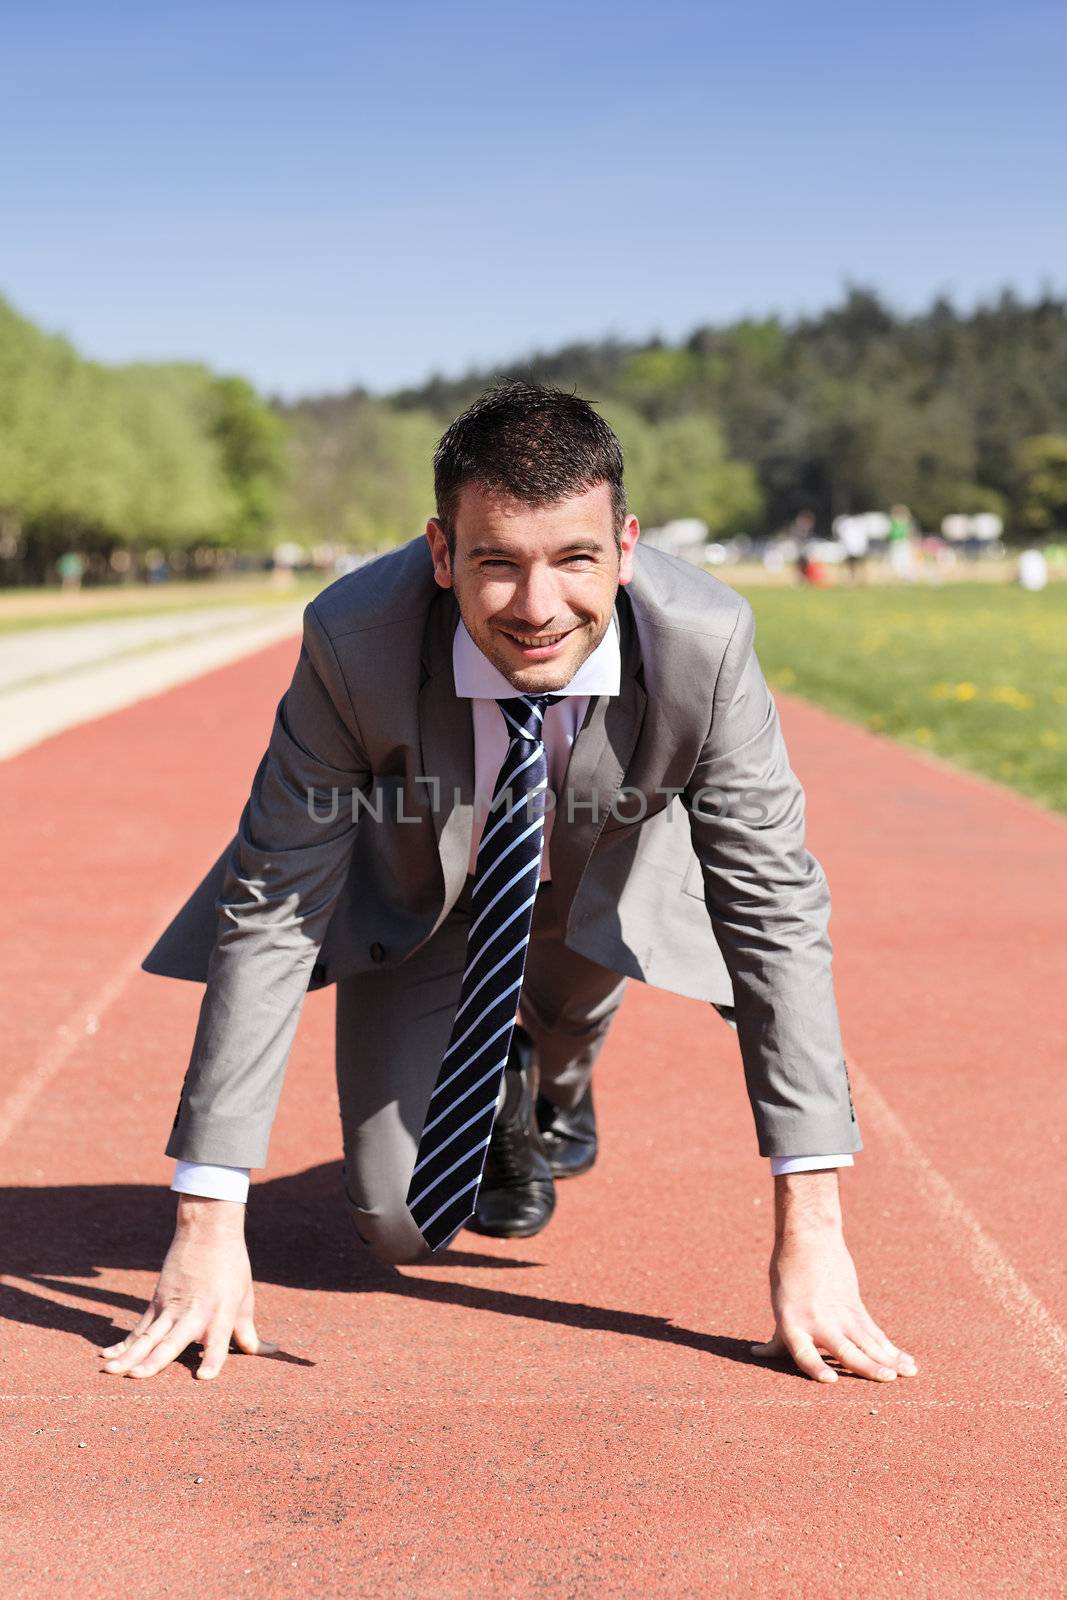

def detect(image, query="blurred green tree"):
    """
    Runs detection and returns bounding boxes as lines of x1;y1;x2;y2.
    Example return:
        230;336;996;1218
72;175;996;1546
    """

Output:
1018;435;1067;534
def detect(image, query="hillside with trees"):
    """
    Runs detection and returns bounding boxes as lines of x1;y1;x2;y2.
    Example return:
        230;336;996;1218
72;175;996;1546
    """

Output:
283;287;1067;551
0;296;285;584
2;286;1066;584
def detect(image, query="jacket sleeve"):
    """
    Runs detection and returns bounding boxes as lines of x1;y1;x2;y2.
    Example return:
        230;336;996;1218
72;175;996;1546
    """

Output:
165;600;371;1168
682;597;860;1159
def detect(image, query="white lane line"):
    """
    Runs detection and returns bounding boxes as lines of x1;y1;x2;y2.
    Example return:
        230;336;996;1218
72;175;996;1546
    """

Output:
0;606;270;692
0;946;147;1150
849;1056;1067;1382
0;605;303;760
0;1389;1062;1411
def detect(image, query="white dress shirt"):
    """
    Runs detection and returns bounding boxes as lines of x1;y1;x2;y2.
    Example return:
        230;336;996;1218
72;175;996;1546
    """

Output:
171;615;851;1201
454;612;622;879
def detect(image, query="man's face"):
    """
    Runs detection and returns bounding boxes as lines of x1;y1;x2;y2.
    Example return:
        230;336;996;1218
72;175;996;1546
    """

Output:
425;480;640;692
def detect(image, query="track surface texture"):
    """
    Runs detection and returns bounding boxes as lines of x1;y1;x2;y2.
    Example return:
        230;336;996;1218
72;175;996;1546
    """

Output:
2;631;1064;1598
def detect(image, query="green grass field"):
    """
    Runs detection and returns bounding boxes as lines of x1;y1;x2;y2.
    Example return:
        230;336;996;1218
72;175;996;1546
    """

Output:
739;580;1067;816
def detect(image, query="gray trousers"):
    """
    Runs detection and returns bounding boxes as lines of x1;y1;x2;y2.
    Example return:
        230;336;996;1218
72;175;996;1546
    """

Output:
334;874;629;1265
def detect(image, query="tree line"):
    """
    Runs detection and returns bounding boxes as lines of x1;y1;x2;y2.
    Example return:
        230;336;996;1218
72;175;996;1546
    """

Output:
0;296;285;583
2;286;1066;584
380;286;1067;542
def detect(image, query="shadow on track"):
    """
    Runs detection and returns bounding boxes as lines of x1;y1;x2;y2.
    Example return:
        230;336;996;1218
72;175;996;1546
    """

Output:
1;1161;783;1378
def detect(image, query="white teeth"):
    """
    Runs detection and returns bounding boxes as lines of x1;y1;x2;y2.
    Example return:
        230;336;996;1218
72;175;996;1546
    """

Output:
506;631;566;646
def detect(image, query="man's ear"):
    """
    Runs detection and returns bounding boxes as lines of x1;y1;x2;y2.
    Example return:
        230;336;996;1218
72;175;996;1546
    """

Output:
617;515;641;586
425;519;453;589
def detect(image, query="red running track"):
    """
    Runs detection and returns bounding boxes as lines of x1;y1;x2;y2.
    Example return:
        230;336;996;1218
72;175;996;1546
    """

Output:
2;634;1065;1597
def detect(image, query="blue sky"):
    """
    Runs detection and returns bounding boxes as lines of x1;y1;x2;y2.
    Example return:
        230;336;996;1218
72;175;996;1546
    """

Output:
2;0;1063;399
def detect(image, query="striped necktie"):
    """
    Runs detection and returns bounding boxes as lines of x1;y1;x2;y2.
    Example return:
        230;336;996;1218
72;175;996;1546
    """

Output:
406;693;561;1252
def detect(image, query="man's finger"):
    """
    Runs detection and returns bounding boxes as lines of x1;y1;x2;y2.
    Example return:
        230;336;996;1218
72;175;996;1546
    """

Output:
100;1304;157;1358
826;1335;898;1382
101;1310;176;1374
751;1330;836;1382
850;1319;897;1362
231;1312;279;1358
851;1318;918;1376
784;1333;838;1384
749;1332;787;1359
127;1315;204;1379
196;1321;235;1382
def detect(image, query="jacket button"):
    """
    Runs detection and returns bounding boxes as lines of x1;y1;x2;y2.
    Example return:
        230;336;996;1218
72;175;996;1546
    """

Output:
370;942;385;963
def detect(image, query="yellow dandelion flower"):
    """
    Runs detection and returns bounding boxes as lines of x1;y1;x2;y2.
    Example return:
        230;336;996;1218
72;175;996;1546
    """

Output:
774;667;797;688
954;683;978;701
990;687;1035;710
1039;729;1063;749
913;727;933;744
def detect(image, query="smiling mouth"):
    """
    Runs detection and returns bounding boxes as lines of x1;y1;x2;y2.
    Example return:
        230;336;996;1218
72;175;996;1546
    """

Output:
499;627;574;648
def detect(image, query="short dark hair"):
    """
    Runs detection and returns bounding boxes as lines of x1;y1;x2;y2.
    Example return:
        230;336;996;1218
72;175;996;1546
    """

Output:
433;380;626;556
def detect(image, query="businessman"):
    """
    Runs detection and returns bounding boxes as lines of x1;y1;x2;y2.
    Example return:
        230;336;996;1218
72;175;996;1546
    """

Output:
102;381;917;1387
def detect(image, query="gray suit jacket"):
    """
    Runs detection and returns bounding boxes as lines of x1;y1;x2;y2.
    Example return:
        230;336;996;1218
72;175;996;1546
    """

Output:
146;538;860;1168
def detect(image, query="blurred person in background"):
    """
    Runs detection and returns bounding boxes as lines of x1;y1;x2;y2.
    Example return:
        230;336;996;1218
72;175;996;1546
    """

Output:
837;516;870;582
56;550;84;590
791;510;828;586
1018;544;1049;591
886;504;916;581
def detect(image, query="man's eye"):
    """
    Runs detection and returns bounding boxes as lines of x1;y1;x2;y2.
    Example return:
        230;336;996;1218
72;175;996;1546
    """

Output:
479;555;593;569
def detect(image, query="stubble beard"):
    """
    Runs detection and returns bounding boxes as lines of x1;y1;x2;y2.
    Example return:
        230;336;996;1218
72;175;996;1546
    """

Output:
470;613;607;693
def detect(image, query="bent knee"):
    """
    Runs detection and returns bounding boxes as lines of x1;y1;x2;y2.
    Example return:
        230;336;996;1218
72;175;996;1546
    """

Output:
368;1232;433;1267
346;1197;432;1266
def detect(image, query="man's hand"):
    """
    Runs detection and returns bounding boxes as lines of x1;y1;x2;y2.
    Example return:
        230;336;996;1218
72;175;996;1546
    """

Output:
99;1195;278;1381
751;1170;918;1384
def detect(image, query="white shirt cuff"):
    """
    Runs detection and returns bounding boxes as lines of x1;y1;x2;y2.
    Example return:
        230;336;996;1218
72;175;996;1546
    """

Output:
769;1153;855;1176
171;1160;251;1202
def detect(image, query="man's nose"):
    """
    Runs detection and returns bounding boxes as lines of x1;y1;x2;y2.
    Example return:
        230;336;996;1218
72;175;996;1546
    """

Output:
510;568;559;625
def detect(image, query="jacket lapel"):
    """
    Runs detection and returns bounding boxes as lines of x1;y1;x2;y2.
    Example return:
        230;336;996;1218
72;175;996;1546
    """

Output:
549;589;647;915
417;589;477;923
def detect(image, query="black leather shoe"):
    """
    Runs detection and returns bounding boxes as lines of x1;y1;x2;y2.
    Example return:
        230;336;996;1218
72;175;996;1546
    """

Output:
468;1026;556;1239
536;1086;598;1178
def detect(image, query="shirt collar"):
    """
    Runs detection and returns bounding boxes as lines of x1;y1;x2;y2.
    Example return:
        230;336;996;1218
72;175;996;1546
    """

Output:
452;610;621;699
